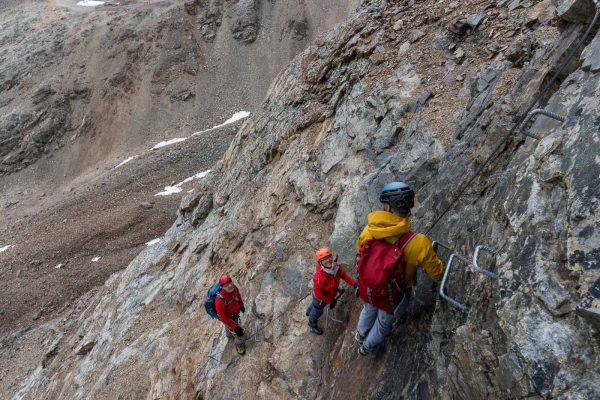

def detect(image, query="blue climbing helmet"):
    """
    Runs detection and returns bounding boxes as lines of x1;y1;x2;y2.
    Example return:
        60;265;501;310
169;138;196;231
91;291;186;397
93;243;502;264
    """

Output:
379;181;415;212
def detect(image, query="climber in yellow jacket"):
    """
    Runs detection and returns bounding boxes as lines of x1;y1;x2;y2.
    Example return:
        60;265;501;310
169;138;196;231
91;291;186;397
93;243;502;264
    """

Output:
355;181;444;356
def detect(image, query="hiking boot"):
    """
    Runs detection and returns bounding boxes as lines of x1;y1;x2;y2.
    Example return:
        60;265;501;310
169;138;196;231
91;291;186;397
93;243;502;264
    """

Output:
354;331;365;345
309;325;323;335
358;345;370;356
235;343;246;356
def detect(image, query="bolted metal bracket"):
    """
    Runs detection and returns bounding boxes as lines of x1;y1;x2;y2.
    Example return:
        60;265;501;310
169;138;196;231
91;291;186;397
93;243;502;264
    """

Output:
249;320;264;342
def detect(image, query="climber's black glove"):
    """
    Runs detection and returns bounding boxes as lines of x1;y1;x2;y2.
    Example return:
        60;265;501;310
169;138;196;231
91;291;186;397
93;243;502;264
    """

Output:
234;326;244;337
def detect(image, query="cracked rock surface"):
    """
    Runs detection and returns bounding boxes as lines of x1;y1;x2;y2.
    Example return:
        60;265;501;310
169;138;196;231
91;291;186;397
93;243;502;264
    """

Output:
2;0;599;399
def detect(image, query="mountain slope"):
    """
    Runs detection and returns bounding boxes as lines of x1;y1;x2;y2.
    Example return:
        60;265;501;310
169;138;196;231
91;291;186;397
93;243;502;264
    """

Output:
3;0;600;399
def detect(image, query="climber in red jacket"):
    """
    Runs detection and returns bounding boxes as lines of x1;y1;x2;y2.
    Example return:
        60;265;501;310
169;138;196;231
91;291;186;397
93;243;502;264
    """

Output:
306;247;356;335
215;274;247;355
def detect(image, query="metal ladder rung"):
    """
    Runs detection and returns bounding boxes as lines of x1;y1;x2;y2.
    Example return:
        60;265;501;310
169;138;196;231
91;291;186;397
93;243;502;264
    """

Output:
439;253;470;312
473;244;498;279
433;240;499;311
434;240;499;279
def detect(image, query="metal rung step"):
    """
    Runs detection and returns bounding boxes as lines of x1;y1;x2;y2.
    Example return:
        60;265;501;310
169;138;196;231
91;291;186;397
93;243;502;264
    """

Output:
432;241;499;311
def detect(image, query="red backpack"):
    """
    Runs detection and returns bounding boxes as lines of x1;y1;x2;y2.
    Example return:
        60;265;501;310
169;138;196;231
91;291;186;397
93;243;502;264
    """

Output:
356;231;415;312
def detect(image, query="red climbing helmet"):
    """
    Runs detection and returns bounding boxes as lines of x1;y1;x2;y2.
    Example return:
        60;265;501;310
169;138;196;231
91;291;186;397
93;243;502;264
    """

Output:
315;247;332;261
219;274;233;286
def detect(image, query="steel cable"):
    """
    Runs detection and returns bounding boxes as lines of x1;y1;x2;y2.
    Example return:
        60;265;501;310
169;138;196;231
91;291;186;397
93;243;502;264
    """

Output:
425;4;600;235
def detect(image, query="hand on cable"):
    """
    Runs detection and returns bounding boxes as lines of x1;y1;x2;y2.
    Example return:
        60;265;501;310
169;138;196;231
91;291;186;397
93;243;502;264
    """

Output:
234;326;244;337
330;298;337;309
240;305;246;313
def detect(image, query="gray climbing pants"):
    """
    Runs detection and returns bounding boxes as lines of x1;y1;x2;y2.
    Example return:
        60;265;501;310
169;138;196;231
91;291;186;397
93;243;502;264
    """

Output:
357;292;411;353
306;295;327;328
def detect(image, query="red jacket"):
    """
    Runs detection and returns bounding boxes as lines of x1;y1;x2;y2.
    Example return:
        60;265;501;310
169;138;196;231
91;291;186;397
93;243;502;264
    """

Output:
215;285;245;330
312;262;356;304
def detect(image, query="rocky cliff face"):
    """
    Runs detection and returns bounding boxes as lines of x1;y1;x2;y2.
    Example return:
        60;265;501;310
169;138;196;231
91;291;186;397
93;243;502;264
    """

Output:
0;0;360;362
5;0;600;399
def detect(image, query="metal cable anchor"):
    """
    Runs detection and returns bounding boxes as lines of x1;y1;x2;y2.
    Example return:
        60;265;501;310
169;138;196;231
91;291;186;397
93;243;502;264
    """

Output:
519;109;565;139
432;241;453;255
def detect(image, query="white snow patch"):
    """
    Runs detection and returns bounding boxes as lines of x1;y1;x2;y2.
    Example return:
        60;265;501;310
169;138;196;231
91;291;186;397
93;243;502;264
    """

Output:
155;170;211;196
55;263;64;269
114;156;138;169
146;238;161;246
91;256;101;262
220;111;250;126
0;245;13;253
154;185;182;196
77;0;105;6
151;137;187;150
188;189;194;193
192;111;250;136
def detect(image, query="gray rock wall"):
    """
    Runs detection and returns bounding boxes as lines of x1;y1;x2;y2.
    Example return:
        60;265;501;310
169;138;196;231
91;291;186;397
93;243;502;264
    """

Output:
9;0;599;399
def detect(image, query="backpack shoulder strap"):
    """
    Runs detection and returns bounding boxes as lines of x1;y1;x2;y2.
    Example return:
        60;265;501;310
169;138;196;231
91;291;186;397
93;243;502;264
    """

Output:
215;290;228;304
396;230;416;250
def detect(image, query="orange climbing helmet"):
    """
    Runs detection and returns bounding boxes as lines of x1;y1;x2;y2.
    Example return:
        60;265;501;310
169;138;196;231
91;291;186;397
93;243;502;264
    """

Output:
315;247;332;261
219;274;233;286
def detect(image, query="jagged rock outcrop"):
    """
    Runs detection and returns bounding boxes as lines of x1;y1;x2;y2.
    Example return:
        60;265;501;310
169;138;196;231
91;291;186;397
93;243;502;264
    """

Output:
190;0;313;44
6;0;599;399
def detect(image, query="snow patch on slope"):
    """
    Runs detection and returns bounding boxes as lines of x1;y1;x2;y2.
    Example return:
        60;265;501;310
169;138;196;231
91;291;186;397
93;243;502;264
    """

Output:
154;170;211;196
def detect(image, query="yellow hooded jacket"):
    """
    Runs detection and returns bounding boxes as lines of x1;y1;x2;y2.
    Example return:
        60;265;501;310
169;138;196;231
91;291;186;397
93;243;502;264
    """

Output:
355;210;444;287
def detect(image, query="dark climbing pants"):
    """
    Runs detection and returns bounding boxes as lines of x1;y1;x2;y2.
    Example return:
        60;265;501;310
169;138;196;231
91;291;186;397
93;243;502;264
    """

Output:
306;295;327;328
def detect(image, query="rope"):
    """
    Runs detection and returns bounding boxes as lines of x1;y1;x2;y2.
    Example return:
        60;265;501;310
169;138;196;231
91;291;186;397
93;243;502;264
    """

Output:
425;6;600;235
